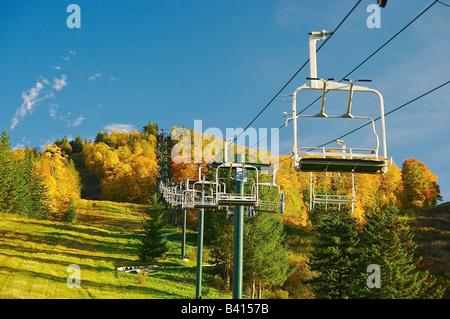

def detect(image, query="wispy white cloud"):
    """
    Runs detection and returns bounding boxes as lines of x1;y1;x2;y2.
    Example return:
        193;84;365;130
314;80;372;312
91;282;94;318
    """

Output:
49;103;58;118
11;137;30;151
87;70;119;83
88;72;102;81
104;123;136;133
72;115;85;127
53;74;67;91
11;80;53;129
11;143;25;151
58;111;71;123
51;50;76;70
57;112;84;127
11;74;68;129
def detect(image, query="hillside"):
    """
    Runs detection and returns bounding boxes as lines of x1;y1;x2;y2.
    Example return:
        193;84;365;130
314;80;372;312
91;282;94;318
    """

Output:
1;198;448;299
402;202;450;298
0;199;229;299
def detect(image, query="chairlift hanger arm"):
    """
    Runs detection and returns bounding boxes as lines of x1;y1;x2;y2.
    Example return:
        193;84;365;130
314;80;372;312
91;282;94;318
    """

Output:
291;80;388;163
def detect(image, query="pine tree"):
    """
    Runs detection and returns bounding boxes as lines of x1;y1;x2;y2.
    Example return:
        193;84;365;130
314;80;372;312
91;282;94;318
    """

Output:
25;148;51;220
206;210;234;290
306;210;361;299
143;121;159;137
12;159;32;216
356;206;445;299
0;130;11;150
243;212;290;298
95;131;114;147
0;130;18;214
138;194;168;262
54;136;73;155
70;134;83;153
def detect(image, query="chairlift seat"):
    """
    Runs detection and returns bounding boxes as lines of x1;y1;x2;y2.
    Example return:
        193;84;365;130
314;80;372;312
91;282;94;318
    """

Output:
194;195;219;209
217;193;258;206
298;157;387;174
313;194;355;205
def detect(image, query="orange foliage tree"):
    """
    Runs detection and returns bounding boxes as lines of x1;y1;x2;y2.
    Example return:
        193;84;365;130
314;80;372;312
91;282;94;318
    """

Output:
401;158;442;208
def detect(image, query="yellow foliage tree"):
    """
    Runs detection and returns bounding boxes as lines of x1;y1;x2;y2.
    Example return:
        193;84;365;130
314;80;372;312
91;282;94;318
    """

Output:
83;131;159;203
276;156;308;227
36;144;81;217
378;164;402;209
354;173;381;224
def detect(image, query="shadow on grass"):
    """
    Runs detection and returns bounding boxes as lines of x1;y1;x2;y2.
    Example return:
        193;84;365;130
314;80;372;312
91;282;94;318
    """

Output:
0;230;138;268
0;264;187;299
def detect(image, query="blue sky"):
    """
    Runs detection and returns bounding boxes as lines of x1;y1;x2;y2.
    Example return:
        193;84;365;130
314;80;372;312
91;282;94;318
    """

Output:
1;0;449;201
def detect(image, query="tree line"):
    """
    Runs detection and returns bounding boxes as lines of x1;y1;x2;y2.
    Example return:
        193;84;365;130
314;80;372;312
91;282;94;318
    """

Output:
0;130;80;220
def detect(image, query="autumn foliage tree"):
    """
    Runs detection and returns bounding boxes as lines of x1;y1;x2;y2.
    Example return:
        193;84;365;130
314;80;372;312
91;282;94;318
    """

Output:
276;156;308;227
401;158;442;208
35;144;81;218
83;130;159;203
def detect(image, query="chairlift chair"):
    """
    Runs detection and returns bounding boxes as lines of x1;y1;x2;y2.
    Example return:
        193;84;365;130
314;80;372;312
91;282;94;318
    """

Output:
255;165;283;212
309;172;356;213
192;179;219;209
290;31;392;175
213;162;259;207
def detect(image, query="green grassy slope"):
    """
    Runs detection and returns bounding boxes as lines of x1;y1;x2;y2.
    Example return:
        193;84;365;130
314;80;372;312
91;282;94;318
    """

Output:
402;202;450;298
1;198;447;299
0;199;228;299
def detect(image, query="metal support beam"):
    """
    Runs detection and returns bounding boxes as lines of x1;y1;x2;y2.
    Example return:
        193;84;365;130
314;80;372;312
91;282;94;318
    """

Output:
173;207;177;226
181;209;187;259
233;154;245;299
168;206;172;224
195;208;204;299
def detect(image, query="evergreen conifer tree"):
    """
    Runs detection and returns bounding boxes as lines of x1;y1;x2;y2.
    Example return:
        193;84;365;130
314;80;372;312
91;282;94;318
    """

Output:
70;134;83;153
138;193;168;262
26;148;50;220
0;130;18;214
12;159;32;216
244;212;290;298
206;210;234;290
356;206;445;299
306;210;361;299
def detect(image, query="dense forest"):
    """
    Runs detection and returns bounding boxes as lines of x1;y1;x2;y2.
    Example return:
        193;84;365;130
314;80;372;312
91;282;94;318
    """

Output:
0;121;446;298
